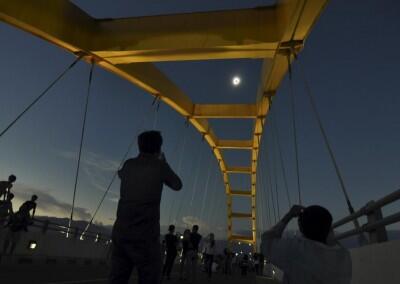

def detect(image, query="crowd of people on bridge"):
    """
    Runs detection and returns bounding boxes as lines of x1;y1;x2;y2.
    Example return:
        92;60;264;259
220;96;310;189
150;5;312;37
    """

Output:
0;174;38;255
160;223;266;282
108;130;352;284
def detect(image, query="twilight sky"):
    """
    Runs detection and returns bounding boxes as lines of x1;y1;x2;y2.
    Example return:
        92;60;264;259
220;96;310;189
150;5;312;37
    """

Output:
0;0;399;239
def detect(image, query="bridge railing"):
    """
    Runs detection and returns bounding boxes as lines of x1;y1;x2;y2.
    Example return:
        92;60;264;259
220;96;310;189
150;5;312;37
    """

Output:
31;218;111;244
332;188;400;244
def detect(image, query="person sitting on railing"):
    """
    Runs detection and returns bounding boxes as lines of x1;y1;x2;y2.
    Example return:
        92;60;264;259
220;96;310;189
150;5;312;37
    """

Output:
18;194;38;222
0;193;14;226
110;131;182;284
0;174;16;200
261;205;352;284
2;195;38;255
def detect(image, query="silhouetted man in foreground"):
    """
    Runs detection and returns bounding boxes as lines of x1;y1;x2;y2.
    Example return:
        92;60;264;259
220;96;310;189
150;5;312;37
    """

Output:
110;131;182;284
261;205;352;284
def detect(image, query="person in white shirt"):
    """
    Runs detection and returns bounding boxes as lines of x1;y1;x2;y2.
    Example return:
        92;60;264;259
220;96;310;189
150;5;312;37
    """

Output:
203;233;216;280
261;205;352;284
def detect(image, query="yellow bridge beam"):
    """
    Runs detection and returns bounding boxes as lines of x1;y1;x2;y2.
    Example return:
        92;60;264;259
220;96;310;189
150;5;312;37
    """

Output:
192;104;257;119
226;166;252;175
216;140;253;150
230;190;252;197
231;212;253;219
0;0;329;248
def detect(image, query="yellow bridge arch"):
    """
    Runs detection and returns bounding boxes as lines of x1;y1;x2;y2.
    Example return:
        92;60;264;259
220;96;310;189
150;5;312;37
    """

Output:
0;0;328;246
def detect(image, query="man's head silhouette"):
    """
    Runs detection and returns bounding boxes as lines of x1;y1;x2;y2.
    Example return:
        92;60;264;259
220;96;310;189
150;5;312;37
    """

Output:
8;175;16;183
298;205;332;244
138;131;162;154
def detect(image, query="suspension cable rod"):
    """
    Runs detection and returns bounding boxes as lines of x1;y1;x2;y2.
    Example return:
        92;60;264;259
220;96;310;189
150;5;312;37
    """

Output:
199;155;213;220
260;154;272;229
287;55;303;205
167;122;189;225
68;61;94;236
174;139;202;225
205;169;219;229
82;135;137;236
188;145;204;208
270;131;281;219
258;113;272;229
152;99;161;129
293;55;359;218
271;110;292;208
256;170;264;231
265;141;277;224
0;56;82;139
258;159;270;230
84;94;161;235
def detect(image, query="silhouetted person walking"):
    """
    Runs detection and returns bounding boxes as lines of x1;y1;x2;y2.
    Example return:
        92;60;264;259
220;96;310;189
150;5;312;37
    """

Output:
110;131;182;284
261;205;352;284
162;224;178;280
240;255;249;276
203;233;215;280
186;225;202;283
179;229;192;280
223;248;233;275
254;253;260;275
258;252;265;276
0;175;16;200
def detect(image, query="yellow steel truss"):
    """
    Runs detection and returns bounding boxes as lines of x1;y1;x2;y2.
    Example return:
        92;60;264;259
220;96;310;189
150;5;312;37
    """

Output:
0;0;328;247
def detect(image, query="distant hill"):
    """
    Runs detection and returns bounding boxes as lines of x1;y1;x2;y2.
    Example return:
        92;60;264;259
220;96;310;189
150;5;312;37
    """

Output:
35;216;113;238
34;216;400;251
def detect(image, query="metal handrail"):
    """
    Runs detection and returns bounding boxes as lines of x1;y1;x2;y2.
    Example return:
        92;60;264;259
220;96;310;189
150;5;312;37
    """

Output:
333;188;400;244
333;189;400;228
32;218;111;243
335;212;400;241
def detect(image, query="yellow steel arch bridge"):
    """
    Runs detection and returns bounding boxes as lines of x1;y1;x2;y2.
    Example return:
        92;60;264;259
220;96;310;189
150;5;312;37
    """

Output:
0;0;328;247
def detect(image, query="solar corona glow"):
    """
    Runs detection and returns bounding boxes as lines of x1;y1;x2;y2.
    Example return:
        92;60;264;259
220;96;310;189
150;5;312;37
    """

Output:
232;76;241;86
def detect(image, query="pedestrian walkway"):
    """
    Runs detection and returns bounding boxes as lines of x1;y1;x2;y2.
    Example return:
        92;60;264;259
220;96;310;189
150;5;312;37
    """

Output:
0;260;278;284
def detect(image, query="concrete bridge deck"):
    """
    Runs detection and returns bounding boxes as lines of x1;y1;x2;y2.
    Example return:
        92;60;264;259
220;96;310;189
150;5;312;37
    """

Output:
0;262;276;284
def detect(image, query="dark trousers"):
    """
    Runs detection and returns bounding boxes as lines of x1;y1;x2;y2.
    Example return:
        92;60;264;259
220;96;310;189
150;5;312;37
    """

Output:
162;251;177;278
241;266;248;276
204;254;214;278
109;237;161;284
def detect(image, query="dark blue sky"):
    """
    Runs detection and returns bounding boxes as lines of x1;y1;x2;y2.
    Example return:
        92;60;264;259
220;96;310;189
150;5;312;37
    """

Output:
0;0;399;238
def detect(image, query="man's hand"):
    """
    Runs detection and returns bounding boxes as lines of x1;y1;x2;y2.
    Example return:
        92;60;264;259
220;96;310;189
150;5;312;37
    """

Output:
289;205;305;218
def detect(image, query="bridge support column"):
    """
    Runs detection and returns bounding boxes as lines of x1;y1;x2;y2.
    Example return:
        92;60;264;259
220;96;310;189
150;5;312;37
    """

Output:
367;207;388;243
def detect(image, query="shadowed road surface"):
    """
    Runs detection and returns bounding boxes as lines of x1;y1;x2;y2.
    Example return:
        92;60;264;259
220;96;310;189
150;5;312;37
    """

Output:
0;263;277;284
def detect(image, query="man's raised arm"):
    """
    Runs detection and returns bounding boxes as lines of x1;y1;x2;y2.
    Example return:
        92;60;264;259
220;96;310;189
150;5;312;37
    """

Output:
162;162;182;191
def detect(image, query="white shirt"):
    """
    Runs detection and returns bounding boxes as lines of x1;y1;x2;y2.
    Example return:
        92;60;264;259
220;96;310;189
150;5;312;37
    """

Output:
261;233;352;284
204;237;216;255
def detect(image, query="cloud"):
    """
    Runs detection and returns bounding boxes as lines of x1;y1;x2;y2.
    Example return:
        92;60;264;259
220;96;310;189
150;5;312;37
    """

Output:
57;150;121;196
58;150;120;172
12;183;91;220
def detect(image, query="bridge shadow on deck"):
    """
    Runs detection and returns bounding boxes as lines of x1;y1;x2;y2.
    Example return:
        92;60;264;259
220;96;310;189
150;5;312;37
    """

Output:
0;259;278;284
